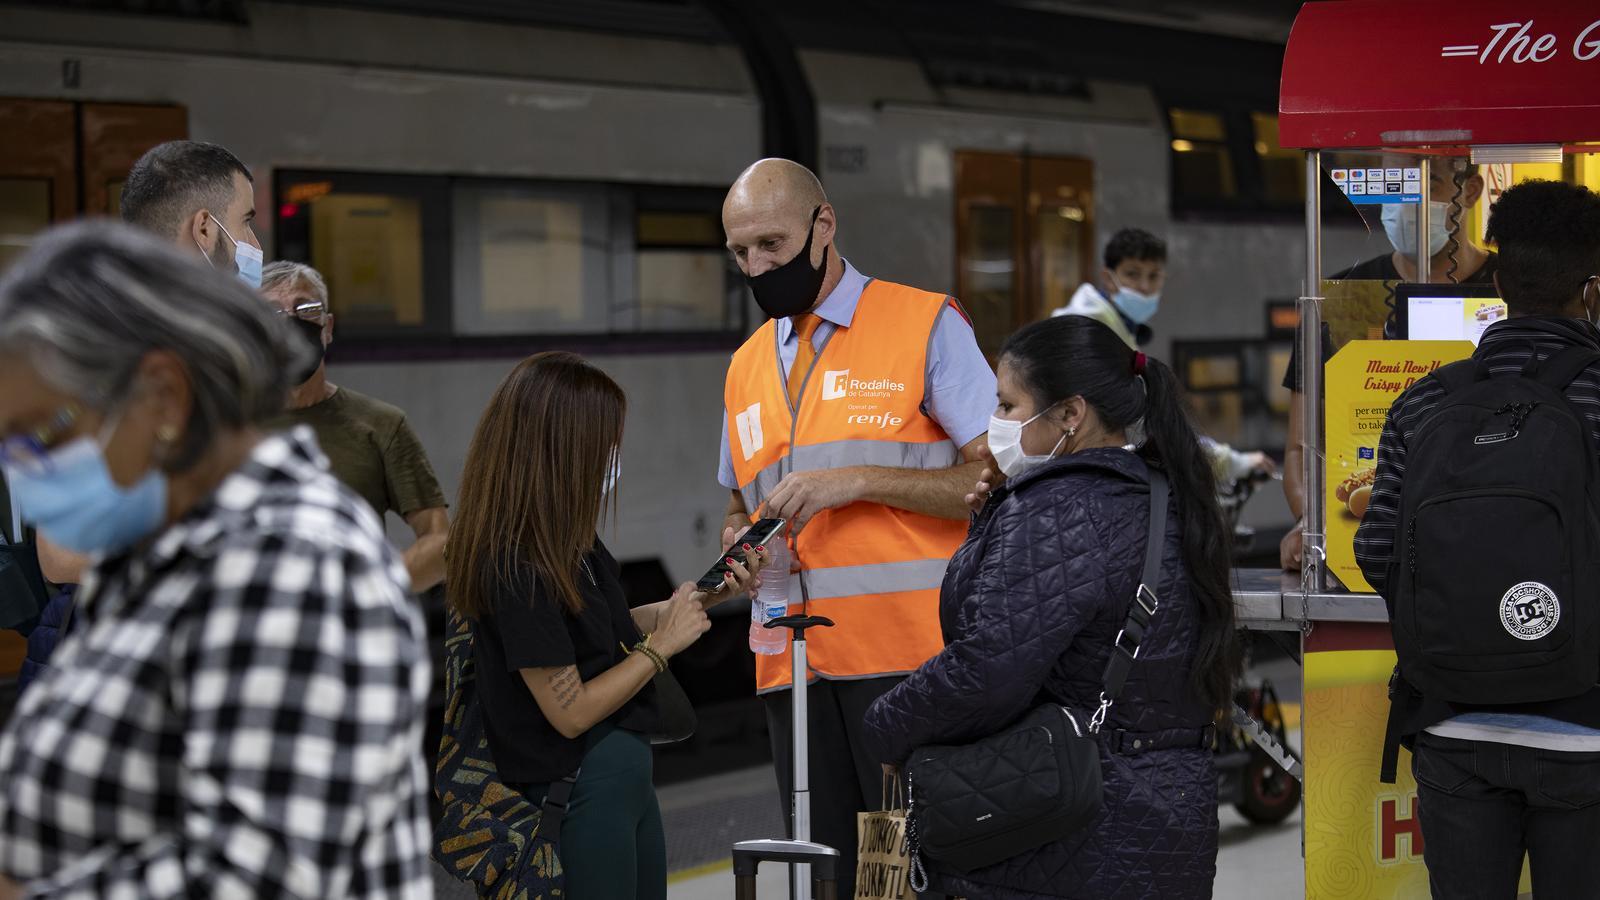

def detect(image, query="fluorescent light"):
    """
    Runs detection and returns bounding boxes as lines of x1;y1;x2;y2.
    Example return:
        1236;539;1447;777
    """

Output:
1470;144;1564;164
1172;139;1195;152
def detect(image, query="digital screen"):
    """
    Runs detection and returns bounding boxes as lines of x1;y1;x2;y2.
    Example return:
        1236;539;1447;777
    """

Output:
1406;295;1507;345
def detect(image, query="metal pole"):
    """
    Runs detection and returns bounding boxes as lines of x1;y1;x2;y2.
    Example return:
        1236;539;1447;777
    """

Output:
791;637;809;899
1416;157;1432;283
1301;150;1325;594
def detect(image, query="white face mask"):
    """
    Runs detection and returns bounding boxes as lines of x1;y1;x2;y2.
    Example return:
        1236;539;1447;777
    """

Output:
986;404;1069;479
602;448;621;497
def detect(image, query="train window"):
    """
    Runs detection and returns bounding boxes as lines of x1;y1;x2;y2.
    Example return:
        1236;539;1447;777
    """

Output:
0;178;51;274
634;208;737;332
452;184;615;336
312;193;427;327
276;172;448;335
276;172;738;347
1252;113;1304;208
1169;108;1237;209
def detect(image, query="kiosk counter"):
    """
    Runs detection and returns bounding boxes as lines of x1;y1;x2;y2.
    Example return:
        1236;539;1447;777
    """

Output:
1243;2;1600;895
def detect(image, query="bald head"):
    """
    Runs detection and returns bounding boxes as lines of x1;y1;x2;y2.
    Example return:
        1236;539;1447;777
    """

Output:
725;158;827;218
723;159;838;282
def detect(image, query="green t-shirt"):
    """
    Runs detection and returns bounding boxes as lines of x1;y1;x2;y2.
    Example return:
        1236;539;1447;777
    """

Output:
264;386;446;520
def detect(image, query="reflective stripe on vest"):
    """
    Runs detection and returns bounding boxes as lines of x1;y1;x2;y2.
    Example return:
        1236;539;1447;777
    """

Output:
723;278;970;690
739;438;961;515
801;558;948;601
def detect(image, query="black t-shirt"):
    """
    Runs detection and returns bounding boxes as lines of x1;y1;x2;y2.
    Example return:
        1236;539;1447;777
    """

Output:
1282;252;1500;392
468;539;649;783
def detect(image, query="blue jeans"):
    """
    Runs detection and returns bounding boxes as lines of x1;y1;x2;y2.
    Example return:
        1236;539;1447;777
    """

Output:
1412;732;1600;899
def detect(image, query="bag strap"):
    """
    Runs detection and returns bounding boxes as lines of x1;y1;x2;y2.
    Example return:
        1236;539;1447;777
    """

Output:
539;770;582;836
1433;358;1486;394
1092;468;1170;734
0;472;15;546
1528;346;1600;392
1380;668;1421;784
538;728;600;837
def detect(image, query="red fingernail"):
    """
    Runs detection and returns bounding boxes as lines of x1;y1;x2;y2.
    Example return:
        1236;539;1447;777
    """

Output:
756;545;766;552
725;557;735;564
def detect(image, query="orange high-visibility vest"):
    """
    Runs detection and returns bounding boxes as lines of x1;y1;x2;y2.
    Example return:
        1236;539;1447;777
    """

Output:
724;279;968;691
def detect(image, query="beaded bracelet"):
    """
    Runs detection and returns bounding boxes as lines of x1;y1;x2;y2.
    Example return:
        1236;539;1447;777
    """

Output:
622;637;668;674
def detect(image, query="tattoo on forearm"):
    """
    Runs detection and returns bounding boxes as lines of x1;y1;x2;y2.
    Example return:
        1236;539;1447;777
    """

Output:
549;667;581;710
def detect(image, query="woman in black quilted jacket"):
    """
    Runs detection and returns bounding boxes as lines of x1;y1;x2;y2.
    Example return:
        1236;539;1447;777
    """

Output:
862;315;1240;899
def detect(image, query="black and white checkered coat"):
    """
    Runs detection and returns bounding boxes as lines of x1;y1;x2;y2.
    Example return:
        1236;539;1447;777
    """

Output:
0;428;433;898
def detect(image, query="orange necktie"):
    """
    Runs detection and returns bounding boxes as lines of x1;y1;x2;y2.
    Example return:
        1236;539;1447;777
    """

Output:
786;313;823;408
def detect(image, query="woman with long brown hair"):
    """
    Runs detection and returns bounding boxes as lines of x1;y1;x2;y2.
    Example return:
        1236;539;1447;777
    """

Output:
445;351;766;898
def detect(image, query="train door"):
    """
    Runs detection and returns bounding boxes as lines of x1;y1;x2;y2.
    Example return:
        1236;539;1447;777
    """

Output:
954;150;1095;359
82;102;188;218
0;98;186;268
0;98;185;683
0;99;76;273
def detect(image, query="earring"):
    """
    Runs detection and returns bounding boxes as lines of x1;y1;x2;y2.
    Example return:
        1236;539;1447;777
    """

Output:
1067;426;1077;437
156;424;179;443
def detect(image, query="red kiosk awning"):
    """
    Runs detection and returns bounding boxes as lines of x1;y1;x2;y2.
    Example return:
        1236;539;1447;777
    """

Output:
1279;0;1600;150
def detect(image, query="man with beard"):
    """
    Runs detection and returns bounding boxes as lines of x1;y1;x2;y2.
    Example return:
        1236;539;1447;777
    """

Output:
120;144;447;592
8;141;275;693
120;140;264;288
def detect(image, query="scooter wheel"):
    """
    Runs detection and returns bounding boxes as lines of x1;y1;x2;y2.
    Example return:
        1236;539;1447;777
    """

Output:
1234;745;1301;825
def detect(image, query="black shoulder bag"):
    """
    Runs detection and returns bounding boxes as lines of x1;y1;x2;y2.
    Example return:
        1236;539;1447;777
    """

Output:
0;473;48;634
904;470;1170;885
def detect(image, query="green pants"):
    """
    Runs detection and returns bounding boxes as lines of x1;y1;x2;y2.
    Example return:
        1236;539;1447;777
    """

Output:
531;727;666;900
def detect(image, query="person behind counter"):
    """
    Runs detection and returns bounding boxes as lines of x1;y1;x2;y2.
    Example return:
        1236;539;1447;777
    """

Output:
447;351;766;898
863;315;1240;900
1281;159;1494;571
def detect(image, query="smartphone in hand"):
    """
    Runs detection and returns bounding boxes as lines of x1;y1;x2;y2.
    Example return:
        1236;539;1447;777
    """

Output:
696;518;785;592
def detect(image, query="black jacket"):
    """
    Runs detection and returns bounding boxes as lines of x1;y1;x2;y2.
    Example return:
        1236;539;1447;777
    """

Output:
863;449;1218;899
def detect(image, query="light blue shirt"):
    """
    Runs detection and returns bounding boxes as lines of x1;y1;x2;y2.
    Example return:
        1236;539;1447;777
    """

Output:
717;260;997;490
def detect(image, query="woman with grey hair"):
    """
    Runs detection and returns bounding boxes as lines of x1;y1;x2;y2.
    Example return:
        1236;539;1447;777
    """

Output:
0;221;433;898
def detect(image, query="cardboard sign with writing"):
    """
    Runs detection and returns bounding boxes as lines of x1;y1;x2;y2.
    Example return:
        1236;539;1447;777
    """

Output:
855;807;915;900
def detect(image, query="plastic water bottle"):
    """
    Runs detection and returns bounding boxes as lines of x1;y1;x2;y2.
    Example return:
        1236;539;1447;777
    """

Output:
749;538;790;655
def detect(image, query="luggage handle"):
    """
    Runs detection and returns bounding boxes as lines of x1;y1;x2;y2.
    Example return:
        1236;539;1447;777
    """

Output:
765;614;834;643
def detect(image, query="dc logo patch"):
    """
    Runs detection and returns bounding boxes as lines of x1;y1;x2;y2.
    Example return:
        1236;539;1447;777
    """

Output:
1500;582;1560;641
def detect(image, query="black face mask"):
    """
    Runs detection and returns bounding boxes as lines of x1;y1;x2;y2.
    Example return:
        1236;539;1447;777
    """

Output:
288;317;326;385
747;206;829;320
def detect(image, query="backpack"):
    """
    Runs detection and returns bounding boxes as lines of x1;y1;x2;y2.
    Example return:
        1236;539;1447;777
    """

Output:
1386;346;1600;707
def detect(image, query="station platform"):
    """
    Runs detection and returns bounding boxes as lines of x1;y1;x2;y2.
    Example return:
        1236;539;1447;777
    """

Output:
431;651;1306;899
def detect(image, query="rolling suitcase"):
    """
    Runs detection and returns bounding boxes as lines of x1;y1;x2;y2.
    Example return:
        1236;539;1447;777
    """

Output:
732;614;840;900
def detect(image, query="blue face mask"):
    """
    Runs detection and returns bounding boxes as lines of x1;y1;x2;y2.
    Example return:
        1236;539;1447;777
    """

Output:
5;432;167;556
204;215;263;290
1381;201;1451;260
1107;277;1161;325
